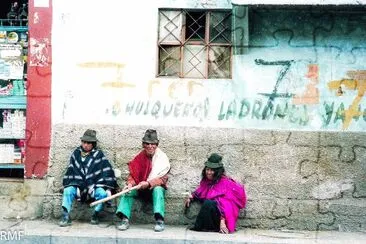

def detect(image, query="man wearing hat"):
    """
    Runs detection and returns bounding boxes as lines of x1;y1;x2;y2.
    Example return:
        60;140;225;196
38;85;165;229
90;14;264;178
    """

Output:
115;129;170;232
59;129;118;227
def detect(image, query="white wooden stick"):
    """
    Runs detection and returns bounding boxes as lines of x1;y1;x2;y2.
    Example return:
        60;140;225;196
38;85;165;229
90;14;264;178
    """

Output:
89;185;141;207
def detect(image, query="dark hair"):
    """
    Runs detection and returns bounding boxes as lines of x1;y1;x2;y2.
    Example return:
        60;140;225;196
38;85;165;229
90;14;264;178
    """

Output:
142;142;159;146
201;166;225;183
81;141;97;150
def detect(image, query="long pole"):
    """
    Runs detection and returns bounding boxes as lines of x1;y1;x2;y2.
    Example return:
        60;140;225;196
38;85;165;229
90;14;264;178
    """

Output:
89;185;141;207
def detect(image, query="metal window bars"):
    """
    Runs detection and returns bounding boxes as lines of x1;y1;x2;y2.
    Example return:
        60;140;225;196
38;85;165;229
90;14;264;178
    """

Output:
158;9;232;79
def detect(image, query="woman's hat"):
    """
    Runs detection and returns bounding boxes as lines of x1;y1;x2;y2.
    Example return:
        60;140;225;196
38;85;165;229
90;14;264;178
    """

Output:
80;129;98;142
204;153;223;169
142;129;159;144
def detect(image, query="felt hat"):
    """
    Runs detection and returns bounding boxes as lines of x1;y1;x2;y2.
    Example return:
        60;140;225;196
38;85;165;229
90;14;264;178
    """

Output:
142;129;159;144
80;129;98;142
204;153;224;169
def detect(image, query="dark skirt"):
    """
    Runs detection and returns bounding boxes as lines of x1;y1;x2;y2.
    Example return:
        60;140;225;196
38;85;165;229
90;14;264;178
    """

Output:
191;200;220;232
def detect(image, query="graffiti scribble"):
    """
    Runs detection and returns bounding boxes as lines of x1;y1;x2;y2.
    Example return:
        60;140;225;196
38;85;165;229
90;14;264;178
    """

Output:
293;64;320;105
148;80;160;98
255;59;294;119
29;38;50;67
78;62;135;90
328;70;366;129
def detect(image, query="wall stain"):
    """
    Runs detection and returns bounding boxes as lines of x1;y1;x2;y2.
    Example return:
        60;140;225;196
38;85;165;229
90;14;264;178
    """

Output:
8;184;30;212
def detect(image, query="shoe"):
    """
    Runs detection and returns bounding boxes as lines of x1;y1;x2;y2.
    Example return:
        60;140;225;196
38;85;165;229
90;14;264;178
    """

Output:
154;220;165;232
116;218;129;231
59;212;71;227
90;211;99;225
189;226;199;231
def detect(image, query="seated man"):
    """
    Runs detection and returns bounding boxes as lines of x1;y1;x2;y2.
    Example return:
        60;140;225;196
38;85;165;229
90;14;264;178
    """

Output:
115;129;170;232
59;129;118;227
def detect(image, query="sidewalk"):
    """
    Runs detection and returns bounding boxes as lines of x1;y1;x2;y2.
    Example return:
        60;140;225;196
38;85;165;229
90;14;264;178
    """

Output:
1;219;366;244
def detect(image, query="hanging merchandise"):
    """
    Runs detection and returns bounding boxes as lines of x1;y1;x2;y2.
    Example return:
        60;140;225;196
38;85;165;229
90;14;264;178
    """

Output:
0;80;13;95
18;3;28;22
0;144;14;164
12;79;25;95
17;139;26;163
0;44;24;79
7;32;19;43
0;0;27;178
7;2;20;26
0;31;6;43
20;32;28;47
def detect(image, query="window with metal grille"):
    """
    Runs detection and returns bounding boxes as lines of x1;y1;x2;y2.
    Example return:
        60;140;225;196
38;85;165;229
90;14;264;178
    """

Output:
158;9;232;79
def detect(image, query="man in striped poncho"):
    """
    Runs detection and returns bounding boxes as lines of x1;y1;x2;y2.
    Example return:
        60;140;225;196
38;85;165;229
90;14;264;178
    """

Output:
59;129;118;227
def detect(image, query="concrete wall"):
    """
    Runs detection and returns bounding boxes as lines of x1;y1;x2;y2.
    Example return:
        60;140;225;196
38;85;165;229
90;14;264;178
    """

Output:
1;126;365;231
37;125;365;231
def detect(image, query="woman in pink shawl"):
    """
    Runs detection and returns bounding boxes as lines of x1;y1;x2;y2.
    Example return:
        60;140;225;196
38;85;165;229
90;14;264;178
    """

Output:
185;153;247;234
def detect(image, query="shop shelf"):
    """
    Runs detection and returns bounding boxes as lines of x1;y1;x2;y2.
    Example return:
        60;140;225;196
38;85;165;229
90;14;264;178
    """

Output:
0;95;26;109
0;163;24;169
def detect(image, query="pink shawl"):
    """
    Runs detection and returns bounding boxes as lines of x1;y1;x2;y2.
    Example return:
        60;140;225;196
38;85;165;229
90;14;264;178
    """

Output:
193;176;247;233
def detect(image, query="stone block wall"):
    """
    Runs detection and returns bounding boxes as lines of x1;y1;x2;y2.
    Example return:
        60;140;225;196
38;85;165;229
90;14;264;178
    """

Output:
2;124;365;231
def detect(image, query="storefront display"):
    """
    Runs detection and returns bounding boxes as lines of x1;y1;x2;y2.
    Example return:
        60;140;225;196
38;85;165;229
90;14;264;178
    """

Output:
0;3;27;178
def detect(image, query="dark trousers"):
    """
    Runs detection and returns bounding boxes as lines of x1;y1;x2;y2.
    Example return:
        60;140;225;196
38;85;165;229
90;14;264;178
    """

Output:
192;200;220;232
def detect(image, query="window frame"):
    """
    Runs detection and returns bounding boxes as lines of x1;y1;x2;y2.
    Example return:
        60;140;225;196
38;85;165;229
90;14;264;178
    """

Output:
157;9;232;79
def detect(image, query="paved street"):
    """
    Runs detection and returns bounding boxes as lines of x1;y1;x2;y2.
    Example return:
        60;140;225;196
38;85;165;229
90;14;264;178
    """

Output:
1;219;366;243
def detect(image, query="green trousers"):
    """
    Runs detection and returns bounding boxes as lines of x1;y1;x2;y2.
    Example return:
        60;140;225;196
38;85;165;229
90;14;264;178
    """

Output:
116;186;165;219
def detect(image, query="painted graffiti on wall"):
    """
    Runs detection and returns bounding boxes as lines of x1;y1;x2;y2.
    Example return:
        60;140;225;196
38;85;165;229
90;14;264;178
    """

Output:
218;99;309;126
293;64;319;105
254;59;295;120
148;80;204;99
125;98;210;121
52;2;366;131
327;70;366;129
29;38;49;67
77;62;135;89
61;58;366;130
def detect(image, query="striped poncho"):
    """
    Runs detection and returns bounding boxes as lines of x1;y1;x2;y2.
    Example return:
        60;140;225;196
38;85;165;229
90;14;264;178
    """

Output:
62;147;118;201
